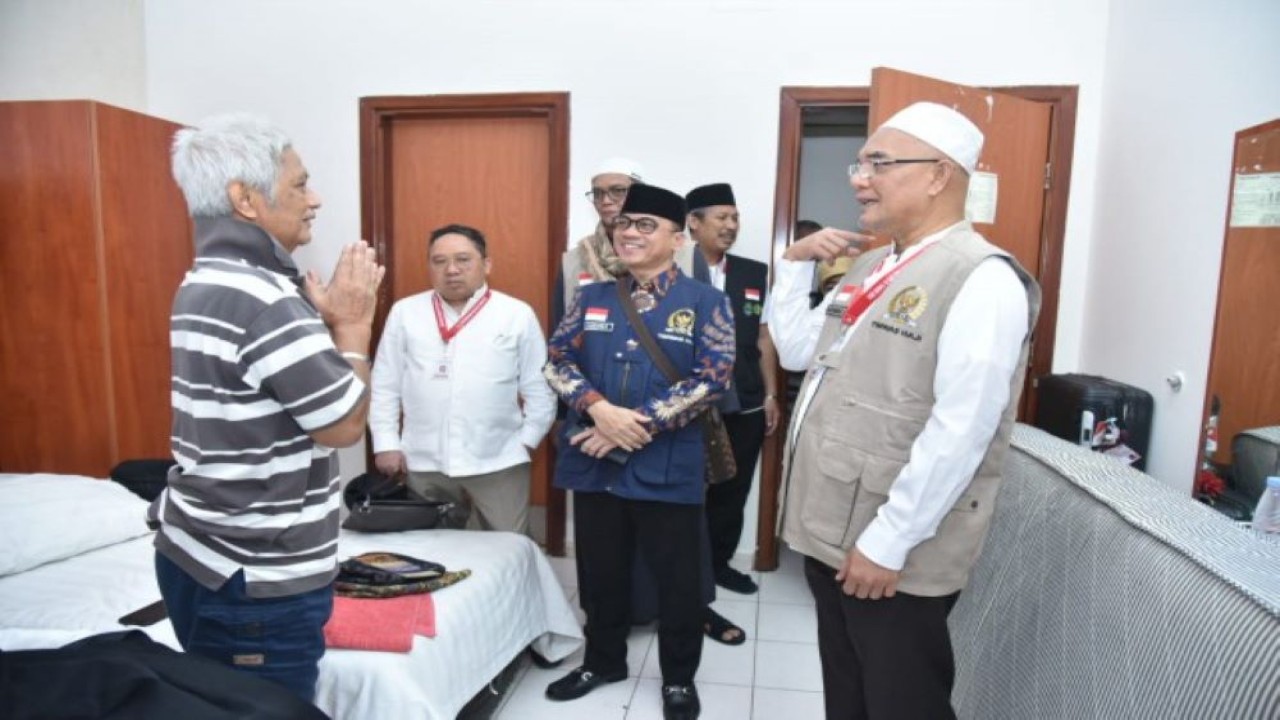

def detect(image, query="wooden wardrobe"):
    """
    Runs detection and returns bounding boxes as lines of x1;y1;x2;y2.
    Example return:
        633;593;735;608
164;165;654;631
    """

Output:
0;100;190;477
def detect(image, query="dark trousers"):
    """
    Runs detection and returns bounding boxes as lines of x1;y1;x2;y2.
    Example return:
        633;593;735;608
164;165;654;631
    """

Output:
804;556;960;720
628;512;717;625
706;409;767;572
155;552;333;703
574;491;704;685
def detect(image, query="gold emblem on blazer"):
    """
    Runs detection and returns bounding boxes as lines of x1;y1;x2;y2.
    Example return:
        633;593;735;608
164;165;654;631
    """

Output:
666;308;696;336
885;286;928;327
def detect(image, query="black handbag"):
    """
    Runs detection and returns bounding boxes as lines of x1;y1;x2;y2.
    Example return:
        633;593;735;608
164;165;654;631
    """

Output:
341;472;469;532
615;280;737;484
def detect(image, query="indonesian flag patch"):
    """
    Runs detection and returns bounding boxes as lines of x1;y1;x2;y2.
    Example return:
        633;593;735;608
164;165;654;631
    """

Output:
578;272;595;286
744;288;761;302
585;307;609;323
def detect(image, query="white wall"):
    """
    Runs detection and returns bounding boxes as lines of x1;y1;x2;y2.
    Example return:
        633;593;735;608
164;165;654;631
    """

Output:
0;0;147;111
1083;0;1280;492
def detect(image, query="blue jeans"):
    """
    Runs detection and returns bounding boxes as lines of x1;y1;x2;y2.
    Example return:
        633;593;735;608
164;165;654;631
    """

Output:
155;552;333;703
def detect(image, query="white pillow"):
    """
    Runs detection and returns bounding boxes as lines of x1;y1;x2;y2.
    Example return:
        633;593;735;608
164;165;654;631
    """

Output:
0;473;153;577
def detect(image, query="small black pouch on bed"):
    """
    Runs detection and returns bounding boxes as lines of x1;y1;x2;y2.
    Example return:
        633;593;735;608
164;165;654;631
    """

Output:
336;551;447;586
109;459;177;502
341;472;469;532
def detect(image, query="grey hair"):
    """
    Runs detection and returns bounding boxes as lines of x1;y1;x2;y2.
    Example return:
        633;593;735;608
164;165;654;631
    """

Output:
170;113;292;217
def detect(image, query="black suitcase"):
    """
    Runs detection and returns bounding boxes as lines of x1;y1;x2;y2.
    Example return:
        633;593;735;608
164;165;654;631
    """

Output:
1034;373;1155;471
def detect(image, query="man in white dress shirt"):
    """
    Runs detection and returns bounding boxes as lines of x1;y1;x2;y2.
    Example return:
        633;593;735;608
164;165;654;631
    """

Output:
769;103;1041;720
370;224;555;534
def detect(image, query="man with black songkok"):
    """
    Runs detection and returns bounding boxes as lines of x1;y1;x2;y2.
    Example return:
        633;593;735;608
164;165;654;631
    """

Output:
543;183;735;720
686;183;780;603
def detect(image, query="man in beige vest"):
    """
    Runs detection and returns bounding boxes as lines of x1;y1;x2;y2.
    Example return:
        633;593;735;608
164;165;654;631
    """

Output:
769;102;1041;720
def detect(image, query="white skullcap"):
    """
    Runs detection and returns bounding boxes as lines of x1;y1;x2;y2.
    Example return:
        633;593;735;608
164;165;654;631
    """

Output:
592;157;645;181
880;102;983;174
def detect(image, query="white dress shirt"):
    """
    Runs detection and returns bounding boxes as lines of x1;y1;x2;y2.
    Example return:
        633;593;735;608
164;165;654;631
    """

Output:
771;223;1029;570
707;255;727;291
370;285;556;478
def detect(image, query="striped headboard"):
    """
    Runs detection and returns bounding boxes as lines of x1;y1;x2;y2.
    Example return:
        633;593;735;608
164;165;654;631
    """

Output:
950;424;1280;719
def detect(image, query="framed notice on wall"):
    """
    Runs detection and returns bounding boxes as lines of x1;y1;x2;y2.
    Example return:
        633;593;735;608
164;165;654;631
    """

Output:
1229;171;1280;228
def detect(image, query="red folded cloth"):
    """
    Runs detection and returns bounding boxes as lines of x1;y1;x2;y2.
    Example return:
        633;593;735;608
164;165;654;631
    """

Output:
323;592;436;652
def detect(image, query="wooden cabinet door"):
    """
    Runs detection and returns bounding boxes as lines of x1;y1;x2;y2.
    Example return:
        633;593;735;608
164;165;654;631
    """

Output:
0;102;112;475
0;101;188;476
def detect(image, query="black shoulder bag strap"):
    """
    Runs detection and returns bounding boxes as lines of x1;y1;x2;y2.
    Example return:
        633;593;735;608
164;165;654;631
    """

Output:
616;277;682;383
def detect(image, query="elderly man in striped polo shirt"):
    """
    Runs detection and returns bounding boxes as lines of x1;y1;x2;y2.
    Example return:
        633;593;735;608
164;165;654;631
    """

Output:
148;114;383;702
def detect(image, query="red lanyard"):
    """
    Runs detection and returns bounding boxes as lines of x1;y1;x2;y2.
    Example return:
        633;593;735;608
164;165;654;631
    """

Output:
839;243;935;327
432;290;491;343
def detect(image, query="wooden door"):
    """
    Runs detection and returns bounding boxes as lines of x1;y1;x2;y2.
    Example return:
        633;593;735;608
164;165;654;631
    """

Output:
871;68;1053;422
1199;119;1280;472
360;93;570;553
386;117;551;310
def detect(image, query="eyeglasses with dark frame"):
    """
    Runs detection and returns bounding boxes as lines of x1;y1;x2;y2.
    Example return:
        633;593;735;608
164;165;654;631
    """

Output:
584;184;631;203
612;215;664;234
847;157;942;179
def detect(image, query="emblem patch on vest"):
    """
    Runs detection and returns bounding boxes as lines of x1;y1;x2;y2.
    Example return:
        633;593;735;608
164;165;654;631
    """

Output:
870;286;927;342
659;308;696;345
884;286;928;326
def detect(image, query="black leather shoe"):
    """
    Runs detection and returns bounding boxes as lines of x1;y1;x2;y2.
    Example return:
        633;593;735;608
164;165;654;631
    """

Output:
715;566;759;594
662;684;701;720
545;666;626;701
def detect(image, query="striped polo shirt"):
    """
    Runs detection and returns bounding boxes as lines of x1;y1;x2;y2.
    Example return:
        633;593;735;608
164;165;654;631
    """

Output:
148;216;367;599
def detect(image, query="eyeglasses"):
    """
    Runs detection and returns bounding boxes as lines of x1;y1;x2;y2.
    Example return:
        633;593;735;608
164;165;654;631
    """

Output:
612;215;663;234
584;184;631;203
847;157;942;179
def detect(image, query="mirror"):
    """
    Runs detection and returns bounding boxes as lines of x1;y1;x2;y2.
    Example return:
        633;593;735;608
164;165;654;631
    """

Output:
1197;118;1280;517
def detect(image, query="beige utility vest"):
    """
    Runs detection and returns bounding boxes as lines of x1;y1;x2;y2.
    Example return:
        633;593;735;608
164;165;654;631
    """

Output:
780;226;1041;596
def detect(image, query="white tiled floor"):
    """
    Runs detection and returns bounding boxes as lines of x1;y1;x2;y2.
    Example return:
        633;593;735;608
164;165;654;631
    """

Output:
494;547;824;719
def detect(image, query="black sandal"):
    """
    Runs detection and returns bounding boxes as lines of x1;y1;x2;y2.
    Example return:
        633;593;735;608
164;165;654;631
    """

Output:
703;608;746;646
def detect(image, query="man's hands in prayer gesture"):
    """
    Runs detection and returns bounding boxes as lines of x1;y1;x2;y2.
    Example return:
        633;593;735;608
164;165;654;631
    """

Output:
306;241;385;346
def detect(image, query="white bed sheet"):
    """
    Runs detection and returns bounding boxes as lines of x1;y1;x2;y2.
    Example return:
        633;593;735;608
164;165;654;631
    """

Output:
316;530;583;720
0;525;583;720
0;534;179;651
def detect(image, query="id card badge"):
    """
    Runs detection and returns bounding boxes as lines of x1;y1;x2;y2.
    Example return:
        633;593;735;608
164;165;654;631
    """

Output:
432;357;450;379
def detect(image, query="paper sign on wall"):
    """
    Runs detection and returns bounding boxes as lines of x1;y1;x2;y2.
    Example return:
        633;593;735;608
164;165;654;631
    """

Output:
1229;172;1280;228
965;171;998;225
